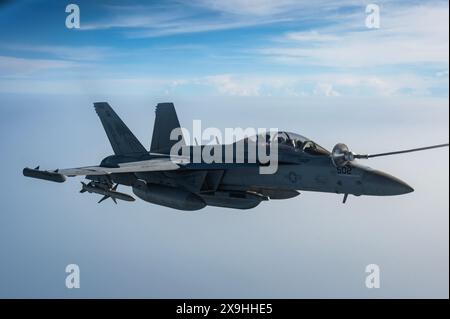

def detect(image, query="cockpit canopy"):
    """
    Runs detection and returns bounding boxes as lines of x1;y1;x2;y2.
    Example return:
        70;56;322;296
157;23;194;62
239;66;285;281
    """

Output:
245;131;330;156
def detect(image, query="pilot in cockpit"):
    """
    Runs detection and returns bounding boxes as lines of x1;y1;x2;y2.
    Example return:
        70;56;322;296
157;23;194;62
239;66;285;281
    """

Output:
259;132;329;156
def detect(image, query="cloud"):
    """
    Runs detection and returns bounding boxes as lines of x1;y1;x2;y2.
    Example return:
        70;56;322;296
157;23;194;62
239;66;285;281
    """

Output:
202;72;448;97
259;4;449;67
80;0;358;37
0;71;445;97
283;31;340;42
204;74;262;96
191;0;364;18
0;76;176;95
314;83;340;96
0;55;81;77
82;6;290;38
125;17;289;38
192;0;307;16
436;69;449;77
2;44;113;62
81;6;187;31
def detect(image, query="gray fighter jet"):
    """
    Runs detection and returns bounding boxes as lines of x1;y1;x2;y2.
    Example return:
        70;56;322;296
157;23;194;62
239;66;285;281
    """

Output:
23;102;448;210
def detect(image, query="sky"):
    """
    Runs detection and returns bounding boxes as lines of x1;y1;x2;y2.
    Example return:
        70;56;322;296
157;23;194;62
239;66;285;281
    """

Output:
0;0;448;298
0;0;448;98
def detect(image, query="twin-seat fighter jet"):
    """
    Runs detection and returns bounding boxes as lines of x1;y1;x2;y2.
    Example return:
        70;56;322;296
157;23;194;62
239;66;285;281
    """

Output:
23;102;448;210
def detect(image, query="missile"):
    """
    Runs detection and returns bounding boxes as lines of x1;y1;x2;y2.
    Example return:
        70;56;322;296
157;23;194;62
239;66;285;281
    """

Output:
80;182;135;202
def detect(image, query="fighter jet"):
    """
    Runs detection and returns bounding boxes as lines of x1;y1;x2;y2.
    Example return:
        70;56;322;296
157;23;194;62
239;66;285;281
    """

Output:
23;102;448;210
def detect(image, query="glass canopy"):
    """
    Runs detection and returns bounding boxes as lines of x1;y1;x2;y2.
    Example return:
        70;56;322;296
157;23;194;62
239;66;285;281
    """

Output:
245;131;330;156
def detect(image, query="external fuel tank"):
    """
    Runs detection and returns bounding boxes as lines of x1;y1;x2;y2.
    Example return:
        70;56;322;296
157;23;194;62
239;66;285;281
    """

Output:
132;183;206;211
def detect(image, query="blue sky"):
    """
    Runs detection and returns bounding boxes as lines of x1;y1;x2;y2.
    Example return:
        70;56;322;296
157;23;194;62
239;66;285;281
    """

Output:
0;0;448;97
0;1;448;298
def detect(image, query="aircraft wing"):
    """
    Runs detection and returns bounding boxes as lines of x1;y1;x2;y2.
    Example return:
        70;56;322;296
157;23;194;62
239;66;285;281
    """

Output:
23;157;189;182
59;158;188;176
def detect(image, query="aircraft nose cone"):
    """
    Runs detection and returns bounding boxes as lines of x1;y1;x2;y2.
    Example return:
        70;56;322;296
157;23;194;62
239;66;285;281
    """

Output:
364;170;414;196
